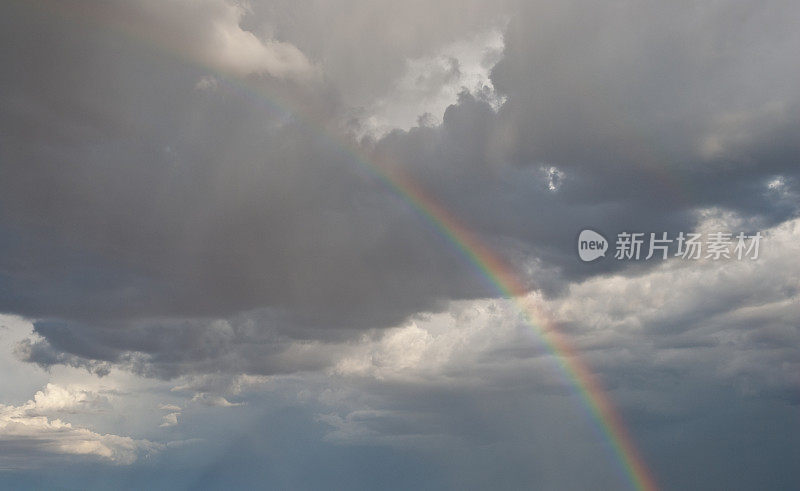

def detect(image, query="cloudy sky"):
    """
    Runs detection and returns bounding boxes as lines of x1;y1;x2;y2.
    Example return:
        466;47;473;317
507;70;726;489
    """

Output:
1;0;799;489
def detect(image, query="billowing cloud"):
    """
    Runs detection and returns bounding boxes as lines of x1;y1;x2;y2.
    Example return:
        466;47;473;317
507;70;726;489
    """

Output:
27;0;318;80
159;412;180;427
350;26;507;138
2;0;798;379
0;384;160;466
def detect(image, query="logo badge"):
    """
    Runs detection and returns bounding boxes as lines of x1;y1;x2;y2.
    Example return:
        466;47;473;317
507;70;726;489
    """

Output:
578;229;608;262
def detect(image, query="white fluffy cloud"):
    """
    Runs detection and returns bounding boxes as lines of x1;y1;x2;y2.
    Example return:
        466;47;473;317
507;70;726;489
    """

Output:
160;412;180;428
317;213;800;446
28;383;111;414
0;384;161;465
143;0;319;79
352;26;507;138
46;0;318;80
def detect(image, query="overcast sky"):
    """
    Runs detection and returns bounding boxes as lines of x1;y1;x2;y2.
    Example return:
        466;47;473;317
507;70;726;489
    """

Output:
1;1;799;489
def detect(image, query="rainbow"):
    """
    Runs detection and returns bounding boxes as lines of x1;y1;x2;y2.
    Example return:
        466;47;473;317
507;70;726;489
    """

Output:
358;156;658;491
19;3;658;489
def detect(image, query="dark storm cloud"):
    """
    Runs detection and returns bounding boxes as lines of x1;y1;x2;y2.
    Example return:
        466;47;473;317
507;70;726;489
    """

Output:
0;2;490;330
1;0;799;377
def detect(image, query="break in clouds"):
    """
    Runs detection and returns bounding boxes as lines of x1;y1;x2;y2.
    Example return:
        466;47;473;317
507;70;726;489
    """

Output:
0;1;798;489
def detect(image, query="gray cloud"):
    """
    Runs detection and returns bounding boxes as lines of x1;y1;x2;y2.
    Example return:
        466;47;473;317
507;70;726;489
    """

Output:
1;2;799;450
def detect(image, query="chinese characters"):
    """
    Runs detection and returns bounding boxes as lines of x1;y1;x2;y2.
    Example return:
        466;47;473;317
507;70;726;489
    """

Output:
613;231;762;260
